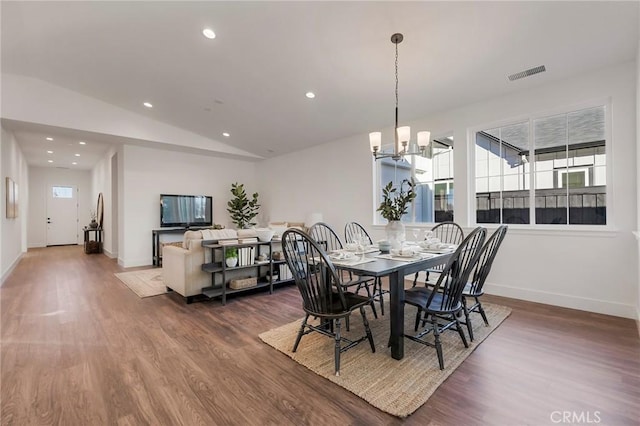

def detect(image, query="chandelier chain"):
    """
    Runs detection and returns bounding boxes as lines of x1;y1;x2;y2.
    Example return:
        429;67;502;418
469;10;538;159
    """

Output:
395;42;399;116
370;33;430;161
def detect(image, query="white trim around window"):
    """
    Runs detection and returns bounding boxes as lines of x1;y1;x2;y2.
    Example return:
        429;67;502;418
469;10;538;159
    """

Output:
467;97;613;230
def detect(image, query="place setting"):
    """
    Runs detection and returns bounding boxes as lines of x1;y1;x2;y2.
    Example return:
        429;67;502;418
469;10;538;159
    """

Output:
375;247;439;262
329;248;377;266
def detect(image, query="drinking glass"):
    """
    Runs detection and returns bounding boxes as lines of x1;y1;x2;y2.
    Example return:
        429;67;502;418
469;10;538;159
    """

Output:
356;234;367;261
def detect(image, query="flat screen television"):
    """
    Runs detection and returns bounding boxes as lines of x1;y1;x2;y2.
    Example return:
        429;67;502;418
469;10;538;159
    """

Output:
160;194;213;228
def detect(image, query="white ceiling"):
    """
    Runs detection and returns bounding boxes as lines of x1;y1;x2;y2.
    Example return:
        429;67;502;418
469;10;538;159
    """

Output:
2;1;638;170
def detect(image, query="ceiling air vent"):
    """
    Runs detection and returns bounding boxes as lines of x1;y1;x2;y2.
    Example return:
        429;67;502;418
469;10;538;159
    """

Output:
508;65;546;81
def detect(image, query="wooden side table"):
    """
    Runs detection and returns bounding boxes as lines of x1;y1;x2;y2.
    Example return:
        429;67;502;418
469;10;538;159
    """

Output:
84;227;103;254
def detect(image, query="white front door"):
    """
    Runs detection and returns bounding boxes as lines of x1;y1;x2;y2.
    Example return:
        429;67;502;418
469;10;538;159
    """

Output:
46;185;78;246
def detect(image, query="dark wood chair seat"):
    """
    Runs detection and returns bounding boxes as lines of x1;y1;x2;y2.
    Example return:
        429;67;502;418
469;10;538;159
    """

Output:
310;222;378;318
461;225;508;341
404;227;486;370
281;228;376;376
344;221;387;316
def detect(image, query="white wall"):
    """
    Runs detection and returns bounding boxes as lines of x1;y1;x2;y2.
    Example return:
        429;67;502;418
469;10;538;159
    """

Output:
1;126;28;283
27;166;92;248
257;131;375;230
635;18;640;327
91;147;118;257
119;144;257;267
258;61;638;318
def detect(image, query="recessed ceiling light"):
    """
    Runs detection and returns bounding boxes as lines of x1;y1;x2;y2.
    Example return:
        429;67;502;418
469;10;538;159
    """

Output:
46;137;53;141
79;141;86;145
74;153;81;157
72;162;77;165
143;102;153;108
305;92;316;99
47;160;53;163
47;150;53;154
202;28;216;39
222;132;230;137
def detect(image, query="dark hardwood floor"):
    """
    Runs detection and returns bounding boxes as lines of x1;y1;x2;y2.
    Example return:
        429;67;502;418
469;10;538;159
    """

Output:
1;246;639;425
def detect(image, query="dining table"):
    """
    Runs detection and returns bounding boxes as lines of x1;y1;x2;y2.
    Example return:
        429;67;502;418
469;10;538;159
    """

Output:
335;250;453;360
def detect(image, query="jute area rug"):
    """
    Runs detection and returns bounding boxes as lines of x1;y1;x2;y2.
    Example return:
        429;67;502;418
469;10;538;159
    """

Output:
114;268;167;298
259;302;511;418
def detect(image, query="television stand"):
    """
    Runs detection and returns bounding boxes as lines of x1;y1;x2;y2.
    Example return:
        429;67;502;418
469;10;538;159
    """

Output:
152;226;210;266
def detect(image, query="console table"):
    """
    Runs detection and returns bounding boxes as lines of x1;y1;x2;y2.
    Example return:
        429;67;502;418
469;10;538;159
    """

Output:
83;227;103;254
152;227;210;266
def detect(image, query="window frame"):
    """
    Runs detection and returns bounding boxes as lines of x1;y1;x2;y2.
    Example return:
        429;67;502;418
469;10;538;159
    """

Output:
468;98;613;230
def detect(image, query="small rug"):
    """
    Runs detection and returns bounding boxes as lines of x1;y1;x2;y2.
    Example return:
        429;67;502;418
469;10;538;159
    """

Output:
259;302;511;417
114;268;167;298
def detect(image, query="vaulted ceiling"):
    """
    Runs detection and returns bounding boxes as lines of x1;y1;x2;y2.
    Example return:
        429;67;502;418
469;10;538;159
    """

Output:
2;1;638;169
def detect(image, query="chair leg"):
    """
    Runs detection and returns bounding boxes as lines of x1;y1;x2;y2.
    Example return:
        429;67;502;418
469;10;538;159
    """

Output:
377;278;384;316
411;271;419;288
462;296;474;342
364;283;378;319
414;308;422;331
454;314;469;348
477;297;489;326
334;318;342;376
360;307;376;353
432;316;444;370
293;314;309;352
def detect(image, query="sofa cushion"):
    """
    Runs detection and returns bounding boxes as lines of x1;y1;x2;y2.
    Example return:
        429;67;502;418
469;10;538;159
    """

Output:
201;229;238;241
182;230;203;249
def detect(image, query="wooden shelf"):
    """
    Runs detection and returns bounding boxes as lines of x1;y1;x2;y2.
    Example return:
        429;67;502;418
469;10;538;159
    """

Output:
202;262;270;273
201;281;271;298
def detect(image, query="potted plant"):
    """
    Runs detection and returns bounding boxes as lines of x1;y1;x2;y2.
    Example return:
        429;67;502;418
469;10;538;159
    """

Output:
377;179;416;248
227;182;260;229
89;210;99;229
225;247;238;267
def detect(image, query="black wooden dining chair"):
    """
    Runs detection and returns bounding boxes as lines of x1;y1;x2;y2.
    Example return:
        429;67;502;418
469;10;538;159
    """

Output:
431;221;465;245
281;228;375;376
309;222;378;318
461;225;508;341
404;226;486;370
344;221;387;316
411;221;465;287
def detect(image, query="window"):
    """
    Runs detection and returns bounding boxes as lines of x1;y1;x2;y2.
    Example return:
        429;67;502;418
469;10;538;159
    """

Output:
375;136;454;224
52;186;74;198
474;105;606;226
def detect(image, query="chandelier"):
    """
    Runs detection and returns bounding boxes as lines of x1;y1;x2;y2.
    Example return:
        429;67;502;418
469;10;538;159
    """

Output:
369;33;430;161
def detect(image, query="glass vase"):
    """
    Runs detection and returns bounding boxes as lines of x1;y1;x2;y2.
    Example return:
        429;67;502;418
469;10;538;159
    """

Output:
385;220;405;249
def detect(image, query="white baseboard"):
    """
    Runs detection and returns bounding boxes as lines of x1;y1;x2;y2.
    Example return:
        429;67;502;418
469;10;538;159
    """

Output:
1;252;24;286
103;248;117;259
484;282;636;319
118;257;150;268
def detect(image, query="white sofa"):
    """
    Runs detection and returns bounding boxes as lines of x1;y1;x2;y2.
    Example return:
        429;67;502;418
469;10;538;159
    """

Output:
162;228;237;303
